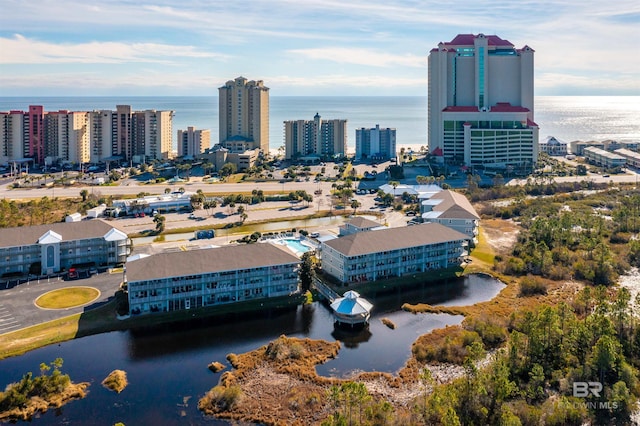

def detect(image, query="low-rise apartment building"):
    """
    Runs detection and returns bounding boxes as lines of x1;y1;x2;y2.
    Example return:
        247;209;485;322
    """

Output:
126;244;300;315
420;190;480;243
0;220;129;277
320;223;468;285
583;146;626;169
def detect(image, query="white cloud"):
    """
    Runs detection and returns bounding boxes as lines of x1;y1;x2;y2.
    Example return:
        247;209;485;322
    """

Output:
0;35;227;65
536;72;640;95
287;47;425;68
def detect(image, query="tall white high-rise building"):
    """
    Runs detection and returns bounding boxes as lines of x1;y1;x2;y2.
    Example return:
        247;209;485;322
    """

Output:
2;105;174;165
218;76;269;153
177;127;211;158
355;125;396;161
0;111;26;164
284;113;347;160
137;109;174;161
89;110;114;163
44;110;90;164
428;34;538;171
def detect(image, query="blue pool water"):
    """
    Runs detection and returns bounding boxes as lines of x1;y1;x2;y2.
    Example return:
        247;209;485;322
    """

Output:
282;238;312;254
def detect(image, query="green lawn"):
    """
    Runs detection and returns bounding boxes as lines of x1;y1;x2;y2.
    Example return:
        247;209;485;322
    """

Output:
35;287;100;309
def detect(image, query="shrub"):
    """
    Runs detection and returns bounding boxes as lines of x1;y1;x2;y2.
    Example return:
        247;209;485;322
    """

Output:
203;385;243;411
519;276;547;297
101;370;128;393
464;316;508;349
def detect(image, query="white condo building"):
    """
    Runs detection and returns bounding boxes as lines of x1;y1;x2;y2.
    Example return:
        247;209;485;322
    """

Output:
0;220;129;277
1;105;174;166
428;34;538;172
284;113;347;160
0;111;26;165
44;111;90;164
355;125;396;161
126;244;300;315
177;127;211;158
320;223;468;285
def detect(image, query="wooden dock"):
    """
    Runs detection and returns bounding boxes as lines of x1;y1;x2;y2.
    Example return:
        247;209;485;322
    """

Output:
312;277;339;303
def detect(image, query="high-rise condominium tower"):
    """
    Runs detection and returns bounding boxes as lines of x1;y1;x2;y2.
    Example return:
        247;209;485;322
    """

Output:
355;125;396;161
284;113;347;160
218;76;269;153
177;127;211;158
428;33;538;172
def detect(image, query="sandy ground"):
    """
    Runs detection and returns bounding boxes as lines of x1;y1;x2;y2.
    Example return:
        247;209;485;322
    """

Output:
479;218;520;255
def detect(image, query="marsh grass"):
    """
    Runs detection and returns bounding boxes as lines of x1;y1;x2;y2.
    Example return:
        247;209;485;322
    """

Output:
101;370;128;393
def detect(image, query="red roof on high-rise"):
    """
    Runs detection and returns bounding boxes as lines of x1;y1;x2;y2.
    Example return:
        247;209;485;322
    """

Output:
442;106;478;112
443;34;514;47
491;103;529;112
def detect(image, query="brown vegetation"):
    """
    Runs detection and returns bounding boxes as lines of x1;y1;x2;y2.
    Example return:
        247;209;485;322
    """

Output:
208;362;226;373
380;318;396;329
101;370;128;393
199;335;342;425
0;382;89;422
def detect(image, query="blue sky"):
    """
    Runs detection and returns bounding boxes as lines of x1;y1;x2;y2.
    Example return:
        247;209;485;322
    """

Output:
1;0;638;96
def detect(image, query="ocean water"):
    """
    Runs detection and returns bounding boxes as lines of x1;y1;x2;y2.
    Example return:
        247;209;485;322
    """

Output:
0;96;638;153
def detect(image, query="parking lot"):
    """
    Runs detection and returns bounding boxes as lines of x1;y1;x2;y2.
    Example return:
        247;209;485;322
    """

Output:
0;271;123;335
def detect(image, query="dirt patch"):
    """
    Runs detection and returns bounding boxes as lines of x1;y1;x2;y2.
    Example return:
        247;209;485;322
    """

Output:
481;218;520;255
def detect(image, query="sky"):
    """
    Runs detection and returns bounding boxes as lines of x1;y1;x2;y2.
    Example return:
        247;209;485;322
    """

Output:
0;0;639;97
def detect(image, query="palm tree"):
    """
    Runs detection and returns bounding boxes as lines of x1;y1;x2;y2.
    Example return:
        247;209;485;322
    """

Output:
80;189;89;202
350;199;361;215
153;214;166;233
203;162;214;176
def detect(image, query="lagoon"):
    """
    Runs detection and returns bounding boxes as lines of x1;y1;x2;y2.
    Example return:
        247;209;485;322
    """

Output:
0;274;504;425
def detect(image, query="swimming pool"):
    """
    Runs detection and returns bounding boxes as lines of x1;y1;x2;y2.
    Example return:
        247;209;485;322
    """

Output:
280;238;313;255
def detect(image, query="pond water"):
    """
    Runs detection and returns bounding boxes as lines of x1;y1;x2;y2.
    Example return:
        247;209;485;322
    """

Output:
0;274;504;425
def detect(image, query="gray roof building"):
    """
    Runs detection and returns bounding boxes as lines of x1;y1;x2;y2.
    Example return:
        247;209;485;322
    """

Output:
0;220;126;248
126;243;300;282
422;190;480;220
323;222;468;257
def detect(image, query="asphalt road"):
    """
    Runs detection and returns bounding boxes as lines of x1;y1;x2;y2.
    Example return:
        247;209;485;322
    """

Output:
0;180;339;200
0;271;123;335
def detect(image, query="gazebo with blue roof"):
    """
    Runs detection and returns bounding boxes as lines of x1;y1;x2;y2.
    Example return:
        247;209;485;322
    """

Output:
330;290;373;327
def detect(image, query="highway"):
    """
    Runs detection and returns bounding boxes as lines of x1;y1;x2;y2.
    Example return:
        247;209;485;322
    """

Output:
0;180;338;200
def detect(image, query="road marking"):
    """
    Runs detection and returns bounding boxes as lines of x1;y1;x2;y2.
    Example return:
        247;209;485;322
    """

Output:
0;323;20;332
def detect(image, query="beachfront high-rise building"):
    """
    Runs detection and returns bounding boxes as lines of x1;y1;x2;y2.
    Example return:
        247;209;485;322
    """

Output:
44;111;90;164
428;33;538;172
0;111;27;165
177;127;211;158
355;125;396;161
284;113;347;160
27;106;45;164
89;110;114;163
135;109;174;162
218;76;269;153
1;105;174;166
